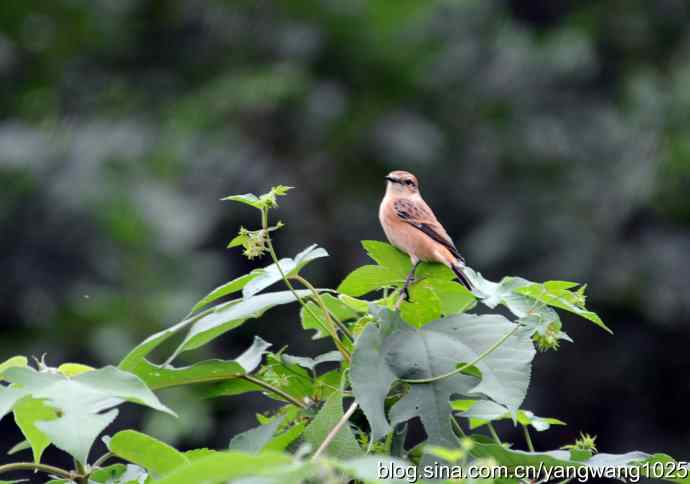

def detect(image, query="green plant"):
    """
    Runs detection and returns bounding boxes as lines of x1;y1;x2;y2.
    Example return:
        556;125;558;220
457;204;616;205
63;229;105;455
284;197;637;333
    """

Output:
0;186;687;483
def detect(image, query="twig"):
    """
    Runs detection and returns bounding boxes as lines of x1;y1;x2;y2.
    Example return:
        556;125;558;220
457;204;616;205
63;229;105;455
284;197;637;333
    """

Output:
522;424;535;452
487;422;502;445
92;451;114;468
312;401;359;460
401;325;520;384
451;417;467;438
0;462;76;480
242;374;307;409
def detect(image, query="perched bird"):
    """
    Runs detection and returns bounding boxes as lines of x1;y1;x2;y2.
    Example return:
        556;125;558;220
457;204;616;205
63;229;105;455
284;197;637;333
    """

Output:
379;170;472;299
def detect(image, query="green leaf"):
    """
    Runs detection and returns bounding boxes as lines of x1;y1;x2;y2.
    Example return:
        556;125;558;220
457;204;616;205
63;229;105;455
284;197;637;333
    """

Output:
338;294;370;313
400;280;442;327
119;317;198;372
229;416;285;453
153;451;295;484
304;393;363;459
13;397;57;463
191;273;258;313
124;336;270;390
427;279;475;315
110;430;189;478
282;351;343;371
452;399;565;431
38;409;119;465
3;366;174;464
221;193;263;209
56;363;94;377
515;282;612;333
331;456;416;484
0;387;29;421
0;357;27;381
337;265;402;297
379;310;535;453
242;245;328;299
264;421;307;452
177;290;314;353
351;321;398;442
361;240;410;278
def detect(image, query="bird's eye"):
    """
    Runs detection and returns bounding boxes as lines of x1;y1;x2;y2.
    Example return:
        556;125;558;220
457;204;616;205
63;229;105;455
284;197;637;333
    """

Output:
405;180;414;186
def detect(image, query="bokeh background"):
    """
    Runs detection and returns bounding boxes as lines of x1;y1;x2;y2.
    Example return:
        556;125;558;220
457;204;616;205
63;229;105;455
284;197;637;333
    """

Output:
2;0;689;474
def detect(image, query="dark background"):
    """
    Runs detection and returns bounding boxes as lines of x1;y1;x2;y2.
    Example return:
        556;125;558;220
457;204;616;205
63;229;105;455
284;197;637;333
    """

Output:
1;0;689;473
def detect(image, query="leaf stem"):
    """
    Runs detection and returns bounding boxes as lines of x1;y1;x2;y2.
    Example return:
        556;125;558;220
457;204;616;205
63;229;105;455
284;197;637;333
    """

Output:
261;209;350;362
291;274;353;341
522;424;535;452
92;451;114;468
400;325;521;384
312;401;359;460
451;417;467;438
0;462;76;480
487;422;502;445
242;374;307;409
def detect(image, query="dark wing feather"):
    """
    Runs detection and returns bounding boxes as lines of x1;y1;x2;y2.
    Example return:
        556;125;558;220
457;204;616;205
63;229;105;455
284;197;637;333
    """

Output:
393;199;465;263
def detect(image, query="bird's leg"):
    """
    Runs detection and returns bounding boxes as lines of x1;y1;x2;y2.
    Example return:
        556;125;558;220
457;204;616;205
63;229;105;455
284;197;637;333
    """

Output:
400;261;420;302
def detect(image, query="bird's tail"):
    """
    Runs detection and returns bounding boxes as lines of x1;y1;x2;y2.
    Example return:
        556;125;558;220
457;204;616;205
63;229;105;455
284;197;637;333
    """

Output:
451;262;473;291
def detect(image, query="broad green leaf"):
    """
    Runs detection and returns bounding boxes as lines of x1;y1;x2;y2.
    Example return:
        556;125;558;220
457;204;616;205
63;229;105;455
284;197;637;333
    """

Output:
229;416;284;453
153;451;295;484
3;366;174;464
13;397;57;463
427;279;475;315
203;378;264;399
351;322;398;441
400;280;442;327
37;408;119;465
177;290;313;352
191;273;257;313
257;353;314;401
242;245;328;299
125;336;270;390
0;387;29;421
264;421;307;452
337;265;403;297
300;294;358;339
110;430;188;478
382;311;535;453
89;463;127;483
338;294;370;313
304;393;363;459
57;363;94;377
361;240;410;278
0;356;27;380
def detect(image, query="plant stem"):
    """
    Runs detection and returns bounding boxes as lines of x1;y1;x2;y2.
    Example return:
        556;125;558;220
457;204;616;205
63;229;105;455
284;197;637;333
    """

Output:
312;401;359;460
451;417;467;438
92;451;114;468
401;325;521;384
487;422;502;445
291;274;353;341
0;462;75;480
241;374;308;409
522;424;535;452
261;209;350;362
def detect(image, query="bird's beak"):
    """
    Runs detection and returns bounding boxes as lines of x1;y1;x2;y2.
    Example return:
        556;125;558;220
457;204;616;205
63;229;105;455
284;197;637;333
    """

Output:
385;176;396;183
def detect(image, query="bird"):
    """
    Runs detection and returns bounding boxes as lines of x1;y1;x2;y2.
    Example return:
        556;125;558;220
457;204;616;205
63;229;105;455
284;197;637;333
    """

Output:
379;170;472;301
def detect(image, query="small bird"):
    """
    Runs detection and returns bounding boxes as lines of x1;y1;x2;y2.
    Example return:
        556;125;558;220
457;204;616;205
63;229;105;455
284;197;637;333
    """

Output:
379;170;472;299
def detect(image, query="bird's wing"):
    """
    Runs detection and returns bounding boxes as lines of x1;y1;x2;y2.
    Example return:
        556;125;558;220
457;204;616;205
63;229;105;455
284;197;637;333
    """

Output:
393;198;465;263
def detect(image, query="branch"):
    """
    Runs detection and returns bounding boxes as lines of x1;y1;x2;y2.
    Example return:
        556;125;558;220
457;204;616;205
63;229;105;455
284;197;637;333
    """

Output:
311;401;359;460
241;374;308;409
0;462;76;480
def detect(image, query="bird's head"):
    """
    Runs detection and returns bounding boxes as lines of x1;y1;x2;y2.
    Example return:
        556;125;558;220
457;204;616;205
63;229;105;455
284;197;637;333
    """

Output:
385;170;420;196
